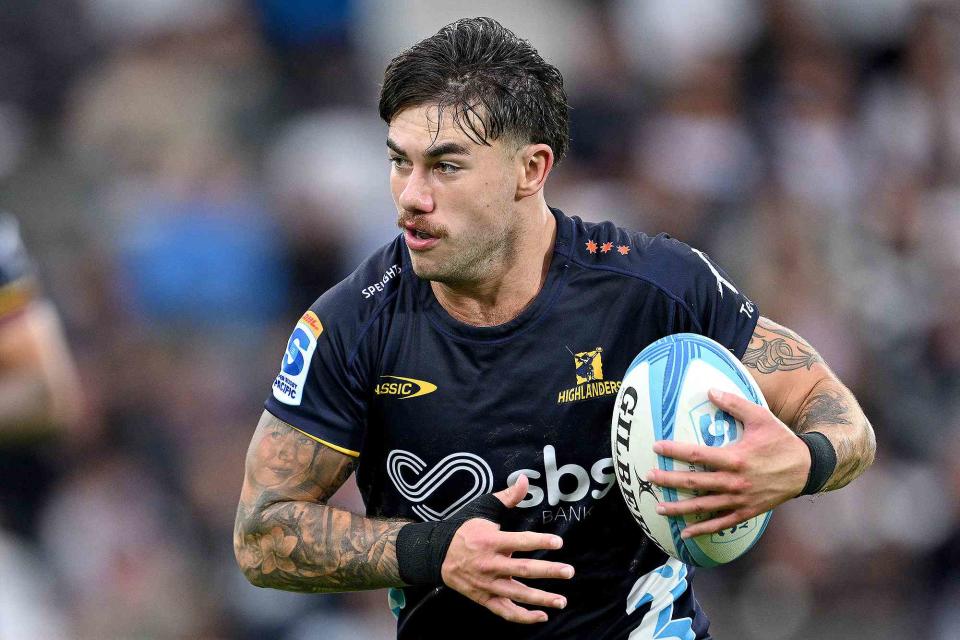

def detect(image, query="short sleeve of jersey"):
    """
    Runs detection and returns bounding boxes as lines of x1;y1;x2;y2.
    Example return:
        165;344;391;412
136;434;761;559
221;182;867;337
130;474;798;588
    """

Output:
647;234;759;358
263;295;369;458
262;240;404;458
0;213;37;319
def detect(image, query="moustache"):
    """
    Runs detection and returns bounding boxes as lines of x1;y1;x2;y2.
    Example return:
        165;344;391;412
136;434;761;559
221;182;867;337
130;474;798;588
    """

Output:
397;216;446;239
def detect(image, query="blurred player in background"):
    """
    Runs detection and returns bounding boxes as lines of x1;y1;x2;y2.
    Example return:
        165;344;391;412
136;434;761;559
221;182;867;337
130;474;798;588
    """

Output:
0;212;84;639
235;18;875;638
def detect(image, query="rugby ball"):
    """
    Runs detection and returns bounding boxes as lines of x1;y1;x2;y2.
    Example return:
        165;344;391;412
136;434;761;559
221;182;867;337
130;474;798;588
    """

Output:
610;333;771;567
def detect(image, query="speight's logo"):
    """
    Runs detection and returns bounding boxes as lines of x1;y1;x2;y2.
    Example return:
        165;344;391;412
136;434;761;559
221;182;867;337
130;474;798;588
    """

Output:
375;375;438;399
557;347;621;404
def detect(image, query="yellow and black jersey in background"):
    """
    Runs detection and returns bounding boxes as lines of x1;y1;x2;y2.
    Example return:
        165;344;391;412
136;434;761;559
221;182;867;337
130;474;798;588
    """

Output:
0;213;37;321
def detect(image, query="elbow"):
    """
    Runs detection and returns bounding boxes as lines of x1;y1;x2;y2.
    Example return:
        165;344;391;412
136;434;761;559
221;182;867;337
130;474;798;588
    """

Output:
235;547;268;588
234;518;267;587
242;567;267;588
862;417;878;471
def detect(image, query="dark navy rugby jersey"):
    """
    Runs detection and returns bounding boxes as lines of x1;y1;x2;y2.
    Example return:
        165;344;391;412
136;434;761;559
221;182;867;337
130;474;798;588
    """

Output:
264;207;759;640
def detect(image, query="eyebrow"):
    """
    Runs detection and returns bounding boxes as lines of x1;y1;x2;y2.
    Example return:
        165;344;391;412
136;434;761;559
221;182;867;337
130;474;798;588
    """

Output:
386;137;471;159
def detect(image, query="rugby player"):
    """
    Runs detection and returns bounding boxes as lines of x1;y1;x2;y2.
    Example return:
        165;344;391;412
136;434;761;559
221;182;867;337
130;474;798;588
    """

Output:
235;18;875;638
0;212;84;536
0;212;83;637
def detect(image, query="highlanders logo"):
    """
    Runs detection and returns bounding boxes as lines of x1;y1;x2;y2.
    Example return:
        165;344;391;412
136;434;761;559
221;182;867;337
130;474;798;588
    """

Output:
574;347;604;384
557;346;621;404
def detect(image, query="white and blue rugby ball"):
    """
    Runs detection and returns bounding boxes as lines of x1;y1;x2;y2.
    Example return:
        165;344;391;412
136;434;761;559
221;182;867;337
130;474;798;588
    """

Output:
611;333;772;567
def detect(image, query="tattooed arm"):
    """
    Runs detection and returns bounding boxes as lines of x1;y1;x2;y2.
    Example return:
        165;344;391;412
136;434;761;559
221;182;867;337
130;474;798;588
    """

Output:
651;316;876;536
234;410;408;592
741;316;875;491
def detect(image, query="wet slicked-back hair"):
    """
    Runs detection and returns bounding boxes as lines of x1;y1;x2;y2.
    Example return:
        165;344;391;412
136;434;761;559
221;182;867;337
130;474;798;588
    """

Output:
379;17;570;162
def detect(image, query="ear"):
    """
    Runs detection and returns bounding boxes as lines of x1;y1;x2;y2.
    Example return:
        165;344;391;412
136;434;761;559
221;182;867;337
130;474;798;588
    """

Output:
515;143;555;198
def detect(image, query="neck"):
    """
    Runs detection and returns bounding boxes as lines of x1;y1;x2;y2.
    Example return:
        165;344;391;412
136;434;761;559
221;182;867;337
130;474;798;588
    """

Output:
431;202;556;327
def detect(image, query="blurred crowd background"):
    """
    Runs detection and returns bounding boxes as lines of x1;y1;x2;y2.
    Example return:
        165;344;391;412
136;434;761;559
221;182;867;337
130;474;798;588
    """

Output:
0;1;958;638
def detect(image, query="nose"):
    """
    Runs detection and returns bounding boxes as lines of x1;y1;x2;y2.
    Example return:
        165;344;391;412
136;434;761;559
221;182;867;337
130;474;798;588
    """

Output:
398;171;434;214
277;435;295;461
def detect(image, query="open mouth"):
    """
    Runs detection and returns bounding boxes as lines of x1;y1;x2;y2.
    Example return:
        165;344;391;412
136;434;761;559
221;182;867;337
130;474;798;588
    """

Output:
403;222;441;250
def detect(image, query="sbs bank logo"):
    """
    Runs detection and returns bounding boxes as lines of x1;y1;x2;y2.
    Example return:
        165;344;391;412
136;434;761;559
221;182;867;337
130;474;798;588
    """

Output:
386;446;615;524
387;450;493;521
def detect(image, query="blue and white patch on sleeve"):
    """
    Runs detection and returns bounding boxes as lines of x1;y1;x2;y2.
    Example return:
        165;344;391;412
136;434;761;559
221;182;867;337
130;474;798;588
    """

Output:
273;311;323;406
626;558;696;640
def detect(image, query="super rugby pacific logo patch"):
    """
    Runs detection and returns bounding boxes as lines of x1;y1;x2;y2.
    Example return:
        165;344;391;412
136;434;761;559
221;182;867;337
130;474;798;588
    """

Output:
273;311;323;406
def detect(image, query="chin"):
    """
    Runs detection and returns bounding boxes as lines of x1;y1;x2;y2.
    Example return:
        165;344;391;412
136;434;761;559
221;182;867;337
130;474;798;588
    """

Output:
408;255;440;281
409;251;484;285
409;259;460;285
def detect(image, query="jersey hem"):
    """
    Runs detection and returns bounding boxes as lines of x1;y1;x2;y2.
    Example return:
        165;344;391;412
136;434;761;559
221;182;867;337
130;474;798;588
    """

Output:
729;310;759;361
263;405;361;457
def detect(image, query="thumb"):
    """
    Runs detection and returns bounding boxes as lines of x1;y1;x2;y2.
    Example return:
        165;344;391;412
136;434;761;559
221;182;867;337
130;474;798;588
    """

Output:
493;473;529;509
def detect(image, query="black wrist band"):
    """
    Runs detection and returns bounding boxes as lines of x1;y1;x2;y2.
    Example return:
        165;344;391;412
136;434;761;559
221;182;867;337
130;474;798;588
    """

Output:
396;493;507;586
798;431;837;496
396;520;459;585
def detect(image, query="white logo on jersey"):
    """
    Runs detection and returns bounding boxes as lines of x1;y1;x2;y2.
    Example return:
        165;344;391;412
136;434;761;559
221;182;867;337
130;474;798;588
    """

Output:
272;313;322;406
386;450;493;522
691;247;755;316
690;248;739;298
386;446;614;523
626;559;695;640
362;263;402;299
506;445;614;508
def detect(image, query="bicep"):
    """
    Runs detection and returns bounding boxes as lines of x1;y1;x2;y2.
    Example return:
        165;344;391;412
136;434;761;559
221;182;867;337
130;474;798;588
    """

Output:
240;410;357;509
741;316;833;429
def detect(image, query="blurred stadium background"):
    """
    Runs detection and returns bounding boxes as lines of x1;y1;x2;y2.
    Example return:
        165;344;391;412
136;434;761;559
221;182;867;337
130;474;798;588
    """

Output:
0;1;958;638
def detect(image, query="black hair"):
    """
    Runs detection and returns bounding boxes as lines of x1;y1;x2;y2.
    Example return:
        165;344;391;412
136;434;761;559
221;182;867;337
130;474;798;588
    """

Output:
379;17;570;162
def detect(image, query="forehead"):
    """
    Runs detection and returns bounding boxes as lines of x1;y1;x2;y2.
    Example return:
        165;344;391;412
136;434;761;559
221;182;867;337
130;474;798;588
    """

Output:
387;104;506;156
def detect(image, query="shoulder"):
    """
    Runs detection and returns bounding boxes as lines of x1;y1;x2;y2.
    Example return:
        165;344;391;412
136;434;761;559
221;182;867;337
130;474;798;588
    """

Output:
570;216;736;305
303;235;406;359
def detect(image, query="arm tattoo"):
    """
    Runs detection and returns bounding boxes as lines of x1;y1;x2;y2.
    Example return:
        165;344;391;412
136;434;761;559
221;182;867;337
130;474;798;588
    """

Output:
234;414;409;592
795;382;875;492
742;317;822;374
795;387;851;434
744;316;875;492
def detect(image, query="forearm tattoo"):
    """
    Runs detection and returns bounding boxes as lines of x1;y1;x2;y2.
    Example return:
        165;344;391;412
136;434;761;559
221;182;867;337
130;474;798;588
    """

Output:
234;416;408;592
744;316;875;492
795;381;875;492
742;317;822;373
795;387;851;434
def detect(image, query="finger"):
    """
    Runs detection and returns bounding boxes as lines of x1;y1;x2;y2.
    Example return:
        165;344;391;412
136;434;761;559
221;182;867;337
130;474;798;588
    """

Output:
679;510;755;539
491;578;568;609
491;556;575;580
647;468;742;494
494;530;564;553
708;389;765;422
494;473;529;509
654;493;739;518
651;440;735;470
483;595;549;624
